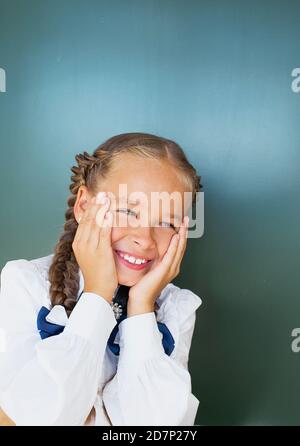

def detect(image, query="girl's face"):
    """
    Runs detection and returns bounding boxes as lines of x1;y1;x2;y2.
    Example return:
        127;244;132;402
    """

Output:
80;153;191;287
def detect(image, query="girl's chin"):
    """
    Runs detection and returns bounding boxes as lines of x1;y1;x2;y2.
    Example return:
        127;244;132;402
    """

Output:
116;275;137;287
116;264;152;287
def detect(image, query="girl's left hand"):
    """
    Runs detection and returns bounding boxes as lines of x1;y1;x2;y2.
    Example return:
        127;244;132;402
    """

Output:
127;216;189;316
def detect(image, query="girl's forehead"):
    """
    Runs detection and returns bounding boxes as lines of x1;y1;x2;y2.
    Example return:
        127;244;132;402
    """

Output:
109;153;185;186
101;180;189;201
111;190;188;204
106;173;188;198
101;154;192;207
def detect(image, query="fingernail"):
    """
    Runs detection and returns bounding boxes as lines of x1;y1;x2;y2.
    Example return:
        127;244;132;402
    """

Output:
96;191;106;204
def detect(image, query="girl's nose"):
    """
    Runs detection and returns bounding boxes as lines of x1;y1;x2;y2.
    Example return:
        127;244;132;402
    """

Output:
130;226;156;251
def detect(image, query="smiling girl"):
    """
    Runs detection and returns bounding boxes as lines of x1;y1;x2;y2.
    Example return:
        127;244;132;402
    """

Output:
0;132;202;426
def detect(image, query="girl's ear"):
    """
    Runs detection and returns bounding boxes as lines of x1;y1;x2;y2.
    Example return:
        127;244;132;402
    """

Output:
74;186;91;222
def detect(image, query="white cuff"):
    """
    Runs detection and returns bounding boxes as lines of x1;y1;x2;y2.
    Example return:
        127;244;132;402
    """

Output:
118;312;165;366
64;292;117;354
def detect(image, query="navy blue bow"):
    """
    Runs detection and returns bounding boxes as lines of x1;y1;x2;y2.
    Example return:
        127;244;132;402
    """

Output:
37;306;65;339
37;287;175;357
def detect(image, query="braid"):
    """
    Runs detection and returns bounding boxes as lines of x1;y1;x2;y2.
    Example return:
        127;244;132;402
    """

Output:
48;151;101;316
192;173;203;205
70;151;102;192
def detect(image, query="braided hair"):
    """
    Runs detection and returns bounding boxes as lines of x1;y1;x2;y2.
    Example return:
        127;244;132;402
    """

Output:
48;132;202;316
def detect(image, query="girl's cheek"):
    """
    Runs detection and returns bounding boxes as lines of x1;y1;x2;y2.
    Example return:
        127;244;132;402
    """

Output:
156;237;172;260
111;226;125;244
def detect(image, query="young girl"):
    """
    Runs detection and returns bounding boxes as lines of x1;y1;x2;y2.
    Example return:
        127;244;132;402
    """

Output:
0;132;202;426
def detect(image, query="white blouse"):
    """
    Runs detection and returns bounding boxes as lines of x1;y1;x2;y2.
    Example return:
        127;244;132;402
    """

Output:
0;253;202;426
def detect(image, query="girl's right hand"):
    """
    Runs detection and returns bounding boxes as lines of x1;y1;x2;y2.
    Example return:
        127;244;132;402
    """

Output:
72;193;118;303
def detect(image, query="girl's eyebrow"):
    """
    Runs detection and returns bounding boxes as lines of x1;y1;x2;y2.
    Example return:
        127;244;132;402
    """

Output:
117;196;140;205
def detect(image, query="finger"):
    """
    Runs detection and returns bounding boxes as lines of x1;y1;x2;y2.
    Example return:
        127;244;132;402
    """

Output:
97;209;114;250
88;197;111;247
172;217;188;268
175;216;189;257
95;197;111;229
161;232;180;268
77;194;107;244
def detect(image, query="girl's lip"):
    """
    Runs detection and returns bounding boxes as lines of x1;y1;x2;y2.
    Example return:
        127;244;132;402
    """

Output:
114;250;153;271
115;249;153;261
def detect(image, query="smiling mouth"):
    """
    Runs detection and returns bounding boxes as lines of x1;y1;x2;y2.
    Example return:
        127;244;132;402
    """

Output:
114;250;153;270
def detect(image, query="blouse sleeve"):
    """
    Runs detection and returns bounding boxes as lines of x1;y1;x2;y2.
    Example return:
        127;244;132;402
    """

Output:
102;286;202;426
0;259;117;426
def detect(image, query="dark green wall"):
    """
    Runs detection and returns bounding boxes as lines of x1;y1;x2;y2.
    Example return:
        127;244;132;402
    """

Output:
1;0;300;425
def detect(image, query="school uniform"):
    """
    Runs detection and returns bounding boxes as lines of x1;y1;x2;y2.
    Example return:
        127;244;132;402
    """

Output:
0;253;202;426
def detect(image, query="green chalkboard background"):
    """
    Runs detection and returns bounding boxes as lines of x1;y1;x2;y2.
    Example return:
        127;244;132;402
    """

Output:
0;0;300;425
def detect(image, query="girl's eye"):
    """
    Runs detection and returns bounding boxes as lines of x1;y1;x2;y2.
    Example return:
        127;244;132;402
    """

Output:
117;208;137;217
117;209;178;232
160;222;176;231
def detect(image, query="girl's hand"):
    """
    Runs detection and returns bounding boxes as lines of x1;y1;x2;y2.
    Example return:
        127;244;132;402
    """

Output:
127;216;189;316
72;193;118;303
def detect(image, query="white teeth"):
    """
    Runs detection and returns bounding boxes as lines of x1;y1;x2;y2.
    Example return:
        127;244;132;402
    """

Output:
118;252;148;264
